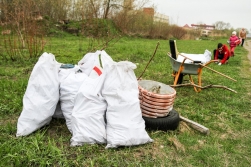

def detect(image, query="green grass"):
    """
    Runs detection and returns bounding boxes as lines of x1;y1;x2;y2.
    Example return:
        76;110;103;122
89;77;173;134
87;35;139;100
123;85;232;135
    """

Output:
1;36;251;166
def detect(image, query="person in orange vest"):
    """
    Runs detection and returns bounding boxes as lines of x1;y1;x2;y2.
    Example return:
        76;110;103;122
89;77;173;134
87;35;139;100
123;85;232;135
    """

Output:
239;28;247;47
213;43;230;65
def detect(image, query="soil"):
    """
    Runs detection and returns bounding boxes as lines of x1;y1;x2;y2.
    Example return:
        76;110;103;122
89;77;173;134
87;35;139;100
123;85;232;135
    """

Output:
243;40;251;71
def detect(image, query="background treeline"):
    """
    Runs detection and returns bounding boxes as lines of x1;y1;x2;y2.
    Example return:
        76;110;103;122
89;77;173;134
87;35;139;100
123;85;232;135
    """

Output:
0;0;242;61
0;0;239;38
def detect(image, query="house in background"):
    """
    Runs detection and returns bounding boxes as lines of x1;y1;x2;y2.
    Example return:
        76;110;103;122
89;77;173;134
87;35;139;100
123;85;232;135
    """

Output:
191;24;215;37
183;24;191;29
191;24;215;30
123;0;169;24
247;33;251;39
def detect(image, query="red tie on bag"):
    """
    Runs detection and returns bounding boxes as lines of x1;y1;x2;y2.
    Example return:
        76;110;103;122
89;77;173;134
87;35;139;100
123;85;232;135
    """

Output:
93;66;102;76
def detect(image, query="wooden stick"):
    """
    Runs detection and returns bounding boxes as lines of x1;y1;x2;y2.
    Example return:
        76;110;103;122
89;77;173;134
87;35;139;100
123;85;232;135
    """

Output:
178;53;218;63
180;116;209;135
137;42;160;80
200;65;237;82
178;53;237;82
171;83;237;93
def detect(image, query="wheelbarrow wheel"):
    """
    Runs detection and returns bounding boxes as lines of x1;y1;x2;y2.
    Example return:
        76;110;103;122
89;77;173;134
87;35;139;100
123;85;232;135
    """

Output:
143;109;180;131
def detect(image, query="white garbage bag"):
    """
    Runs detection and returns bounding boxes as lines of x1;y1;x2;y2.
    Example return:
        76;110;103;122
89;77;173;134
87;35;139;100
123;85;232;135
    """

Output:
16;52;60;137
70;52;113;146
78;52;96;76
52;102;64;119
59;66;87;133
99;50;114;68
102;61;153;149
78;50;113;76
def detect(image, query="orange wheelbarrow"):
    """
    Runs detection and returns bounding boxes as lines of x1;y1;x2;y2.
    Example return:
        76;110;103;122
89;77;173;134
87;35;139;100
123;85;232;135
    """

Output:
168;40;236;92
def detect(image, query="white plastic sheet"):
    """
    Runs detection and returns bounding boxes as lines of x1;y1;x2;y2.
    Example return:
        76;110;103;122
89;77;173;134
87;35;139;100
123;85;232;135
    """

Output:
177;49;211;64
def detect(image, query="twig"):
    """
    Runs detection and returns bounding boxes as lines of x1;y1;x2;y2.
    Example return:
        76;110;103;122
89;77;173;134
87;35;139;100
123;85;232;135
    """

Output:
171;83;237;93
137;41;160;80
88;35;121;52
104;35;122;50
100;36;121;50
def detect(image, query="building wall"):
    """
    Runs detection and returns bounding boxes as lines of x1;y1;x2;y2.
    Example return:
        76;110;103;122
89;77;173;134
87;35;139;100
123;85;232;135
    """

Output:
154;12;169;24
143;7;169;24
143;8;154;16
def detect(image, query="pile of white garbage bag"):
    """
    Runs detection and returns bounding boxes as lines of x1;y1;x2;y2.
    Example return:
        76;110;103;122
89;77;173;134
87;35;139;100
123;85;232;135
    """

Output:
16;51;153;148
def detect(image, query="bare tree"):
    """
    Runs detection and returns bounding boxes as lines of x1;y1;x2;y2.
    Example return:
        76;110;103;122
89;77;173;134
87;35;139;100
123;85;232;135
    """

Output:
1;0;47;60
103;0;111;19
169;25;187;39
214;21;232;30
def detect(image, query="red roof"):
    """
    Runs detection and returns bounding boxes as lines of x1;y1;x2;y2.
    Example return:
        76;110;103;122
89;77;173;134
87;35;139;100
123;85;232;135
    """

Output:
183;24;190;28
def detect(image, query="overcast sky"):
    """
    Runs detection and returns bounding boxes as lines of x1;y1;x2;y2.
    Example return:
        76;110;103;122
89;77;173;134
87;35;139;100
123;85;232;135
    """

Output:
147;0;251;31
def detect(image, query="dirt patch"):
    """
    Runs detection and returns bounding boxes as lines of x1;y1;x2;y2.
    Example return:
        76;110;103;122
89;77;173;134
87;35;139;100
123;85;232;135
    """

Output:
243;40;251;71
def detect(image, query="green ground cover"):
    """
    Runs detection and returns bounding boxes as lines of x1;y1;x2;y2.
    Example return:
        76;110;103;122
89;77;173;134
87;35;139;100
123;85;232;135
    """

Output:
0;36;251;166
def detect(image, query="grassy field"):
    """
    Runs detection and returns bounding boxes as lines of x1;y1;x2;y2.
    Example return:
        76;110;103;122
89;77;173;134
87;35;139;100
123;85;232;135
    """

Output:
0;36;251;166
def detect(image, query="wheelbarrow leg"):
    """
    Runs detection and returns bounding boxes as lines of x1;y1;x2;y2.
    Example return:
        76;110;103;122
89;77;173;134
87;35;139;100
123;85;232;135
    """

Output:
173;65;184;85
197;70;202;92
173;72;179;86
173;71;184;85
189;75;201;92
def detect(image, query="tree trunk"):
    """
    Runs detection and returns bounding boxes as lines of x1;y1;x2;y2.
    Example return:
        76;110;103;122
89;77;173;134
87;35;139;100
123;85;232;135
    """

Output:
103;0;111;19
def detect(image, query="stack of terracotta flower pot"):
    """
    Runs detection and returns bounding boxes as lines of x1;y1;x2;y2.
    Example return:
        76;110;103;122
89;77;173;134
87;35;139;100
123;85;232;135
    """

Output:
138;80;176;118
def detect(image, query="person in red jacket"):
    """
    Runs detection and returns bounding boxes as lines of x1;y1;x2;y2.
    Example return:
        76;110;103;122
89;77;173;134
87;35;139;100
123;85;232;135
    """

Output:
213;43;230;65
229;31;240;56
